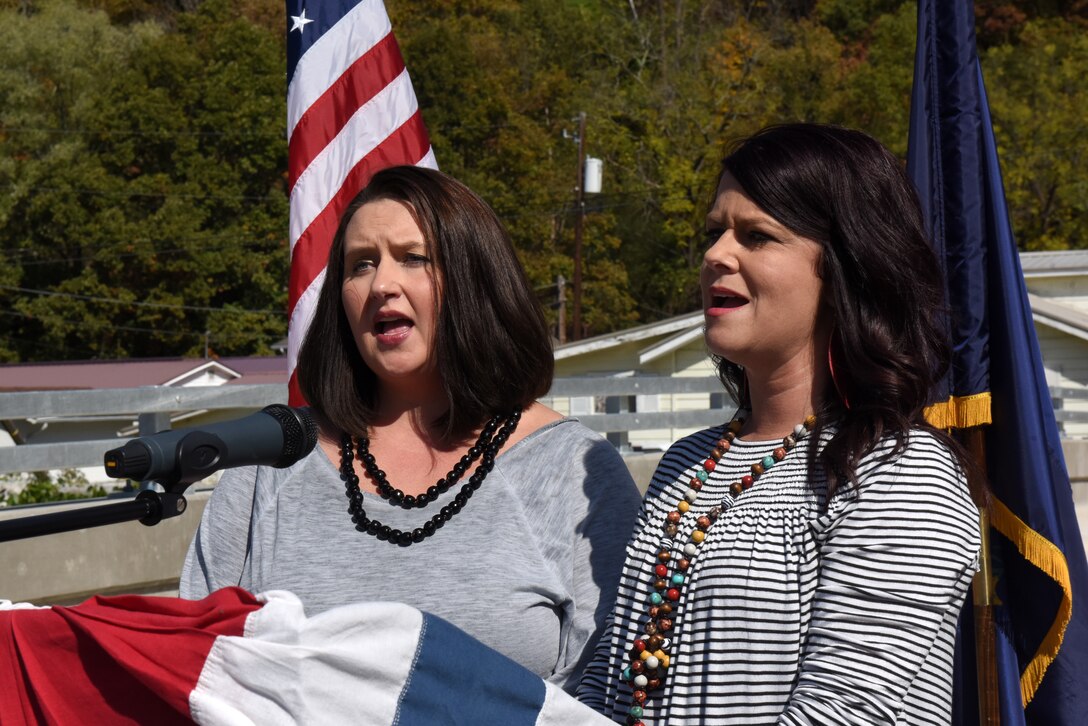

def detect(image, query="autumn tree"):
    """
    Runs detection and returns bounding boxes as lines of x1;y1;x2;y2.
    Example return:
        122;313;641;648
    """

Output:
1;0;1084;361
0;0;288;361
983;17;1088;250
393;0;640;338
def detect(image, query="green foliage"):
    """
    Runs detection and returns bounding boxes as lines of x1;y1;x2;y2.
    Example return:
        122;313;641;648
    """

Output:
815;0;909;42
983;17;1088;250
827;2;917;155
974;0;1088;48
0;0;287;361
0;468;112;506
394;0;640;337
1;0;1084;357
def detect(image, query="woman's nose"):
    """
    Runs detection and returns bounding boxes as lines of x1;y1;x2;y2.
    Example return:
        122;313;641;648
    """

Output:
370;262;402;298
703;231;739;271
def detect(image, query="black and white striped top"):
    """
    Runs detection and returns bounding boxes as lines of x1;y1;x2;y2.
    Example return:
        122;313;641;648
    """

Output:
578;424;980;724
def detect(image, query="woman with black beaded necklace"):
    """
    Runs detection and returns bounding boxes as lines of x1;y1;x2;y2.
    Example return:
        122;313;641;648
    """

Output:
181;166;642;693
578;124;981;724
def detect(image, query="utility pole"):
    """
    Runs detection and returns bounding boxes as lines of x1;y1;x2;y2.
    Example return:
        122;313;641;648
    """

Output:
572;112;586;341
556;274;567;344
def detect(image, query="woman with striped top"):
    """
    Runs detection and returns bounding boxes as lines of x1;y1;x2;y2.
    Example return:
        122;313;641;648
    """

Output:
578;124;981;724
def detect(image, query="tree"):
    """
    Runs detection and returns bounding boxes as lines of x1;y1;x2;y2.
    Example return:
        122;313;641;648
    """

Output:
983;18;1088;250
2;0;1082;360
393;0;639;339
825;3;917;155
0;0;289;361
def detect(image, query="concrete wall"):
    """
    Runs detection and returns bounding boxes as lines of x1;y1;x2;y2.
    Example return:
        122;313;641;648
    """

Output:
3;443;1087;606
1065;440;1088;550
0;489;212;605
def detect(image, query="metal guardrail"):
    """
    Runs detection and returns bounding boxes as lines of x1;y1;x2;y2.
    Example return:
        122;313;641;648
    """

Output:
0;383;287;419
2;377;1087;475
0;378;728;475
1051;386;1088;424
0;384;288;474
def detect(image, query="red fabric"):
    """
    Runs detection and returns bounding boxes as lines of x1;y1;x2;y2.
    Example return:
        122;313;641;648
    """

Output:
285;108;432;319
0;587;260;725
285;2;435;408
287;31;406;190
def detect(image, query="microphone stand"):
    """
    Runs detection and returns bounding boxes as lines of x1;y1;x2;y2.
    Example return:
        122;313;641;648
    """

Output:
0;487;188;543
0;429;225;543
1;406;316;543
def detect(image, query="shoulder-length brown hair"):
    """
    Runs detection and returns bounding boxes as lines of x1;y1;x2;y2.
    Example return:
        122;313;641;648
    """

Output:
297;166;553;442
715;123;971;494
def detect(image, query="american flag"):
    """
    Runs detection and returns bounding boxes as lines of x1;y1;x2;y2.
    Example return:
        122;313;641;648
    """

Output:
2;588;614;724
286;0;437;404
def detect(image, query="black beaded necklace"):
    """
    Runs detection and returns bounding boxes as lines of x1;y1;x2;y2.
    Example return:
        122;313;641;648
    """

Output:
339;409;521;546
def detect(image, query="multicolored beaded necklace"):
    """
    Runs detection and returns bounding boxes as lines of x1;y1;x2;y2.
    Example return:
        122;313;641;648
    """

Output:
338;409;521;546
619;410;816;726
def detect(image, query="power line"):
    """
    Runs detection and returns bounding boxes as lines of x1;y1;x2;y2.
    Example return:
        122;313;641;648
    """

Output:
7;237;285;266
0;310;285;341
2;183;285;204
4;174;697;224
0;118;524;140
1;125;284;139
0;286;285;316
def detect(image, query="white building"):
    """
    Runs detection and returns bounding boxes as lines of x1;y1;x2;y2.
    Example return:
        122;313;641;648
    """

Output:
551;250;1088;449
1021;250;1088;437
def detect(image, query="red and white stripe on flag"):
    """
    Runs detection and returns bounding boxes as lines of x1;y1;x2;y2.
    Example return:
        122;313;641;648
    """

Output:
1;589;615;724
286;0;437;405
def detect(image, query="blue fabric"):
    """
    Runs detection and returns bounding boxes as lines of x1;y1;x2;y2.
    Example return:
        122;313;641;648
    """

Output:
906;0;989;402
395;613;547;726
285;0;366;84
907;1;1088;724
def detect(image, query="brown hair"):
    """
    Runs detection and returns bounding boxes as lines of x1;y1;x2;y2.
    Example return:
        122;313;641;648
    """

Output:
716;123;971;495
297;166;553;442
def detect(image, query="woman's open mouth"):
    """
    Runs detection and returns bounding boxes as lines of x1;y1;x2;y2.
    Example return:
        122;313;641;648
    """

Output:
712;295;747;308
706;292;749;315
374;317;414;343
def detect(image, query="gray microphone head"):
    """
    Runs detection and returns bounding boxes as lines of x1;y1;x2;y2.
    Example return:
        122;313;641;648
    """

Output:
261;404;319;467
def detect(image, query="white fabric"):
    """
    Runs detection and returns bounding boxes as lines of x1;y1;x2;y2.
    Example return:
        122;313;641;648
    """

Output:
580;427;980;725
289;68;420;247
190;592;422;725
286;0;392;136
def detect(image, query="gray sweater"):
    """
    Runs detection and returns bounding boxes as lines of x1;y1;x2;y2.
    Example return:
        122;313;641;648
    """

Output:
180;418;641;693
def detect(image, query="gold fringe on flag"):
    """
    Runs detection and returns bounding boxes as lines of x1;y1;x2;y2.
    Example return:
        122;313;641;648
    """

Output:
924;393;993;429
925;392;1072;706
990;497;1074;706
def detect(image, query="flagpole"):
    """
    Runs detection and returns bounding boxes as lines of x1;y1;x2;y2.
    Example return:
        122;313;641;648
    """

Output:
965;427;1001;725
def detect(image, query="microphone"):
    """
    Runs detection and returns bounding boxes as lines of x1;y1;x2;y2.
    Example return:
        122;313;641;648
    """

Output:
103;405;319;486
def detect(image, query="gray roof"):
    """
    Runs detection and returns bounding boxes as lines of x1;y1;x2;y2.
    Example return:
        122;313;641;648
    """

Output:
1028;294;1088;342
554;311;703;360
1020;250;1088;277
217;356;288;385
0;358;265;391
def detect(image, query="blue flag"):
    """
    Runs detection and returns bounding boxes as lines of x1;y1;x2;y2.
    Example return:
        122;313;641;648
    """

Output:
906;1;1088;723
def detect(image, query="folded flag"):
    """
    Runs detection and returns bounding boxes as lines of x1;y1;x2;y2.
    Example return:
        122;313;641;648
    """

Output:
1;588;612;725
